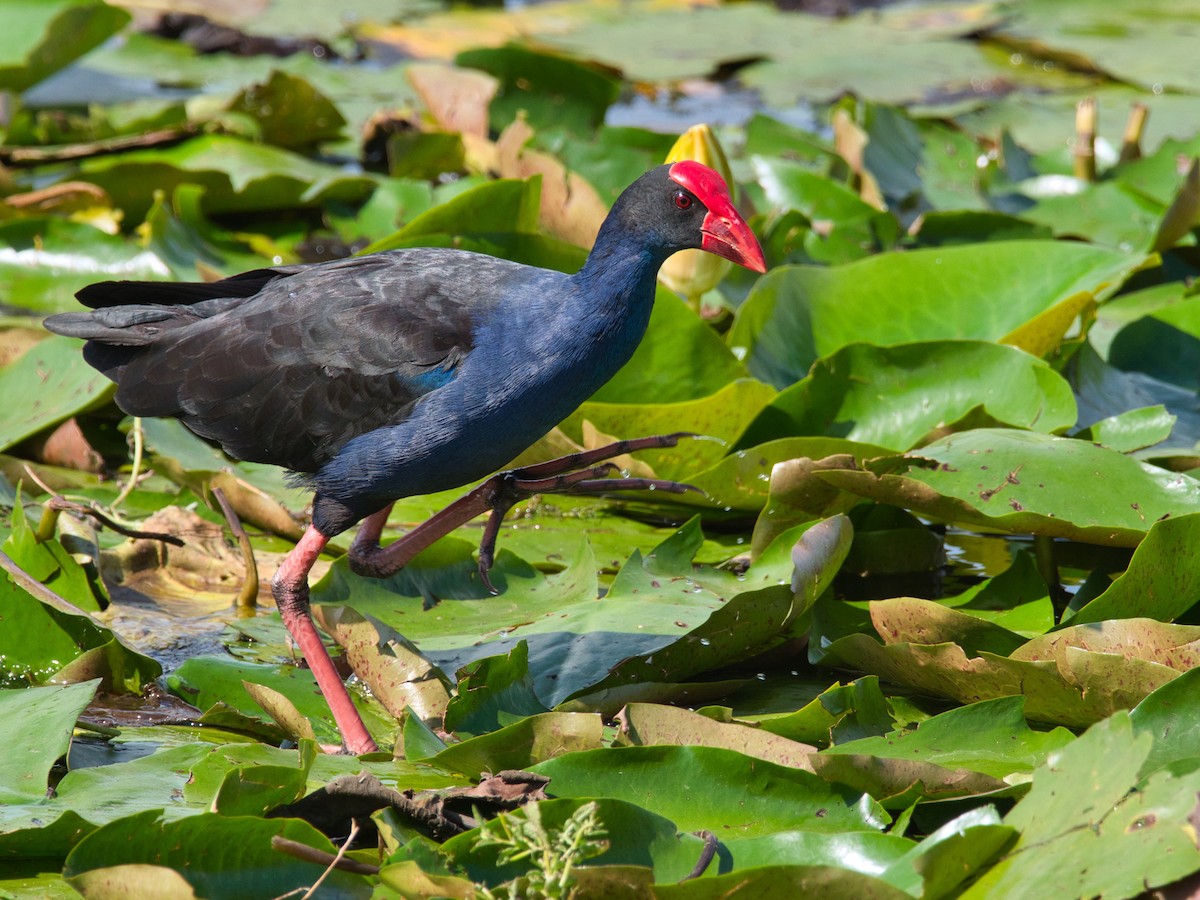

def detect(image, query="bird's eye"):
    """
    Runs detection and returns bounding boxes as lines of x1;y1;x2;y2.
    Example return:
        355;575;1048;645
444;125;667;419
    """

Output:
674;191;693;210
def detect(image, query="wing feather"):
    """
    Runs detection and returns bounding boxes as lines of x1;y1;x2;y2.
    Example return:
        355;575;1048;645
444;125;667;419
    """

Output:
45;249;514;472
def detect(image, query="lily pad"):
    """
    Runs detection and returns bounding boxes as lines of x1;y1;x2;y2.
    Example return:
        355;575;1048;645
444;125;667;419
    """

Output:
0;0;129;93
62;809;371;899
741;340;1076;449
962;712;1200;899
0;681;97;804
729;241;1144;388
77;134;377;225
1063;513;1200;625
314;519;802;708
0;336;112;452
0;218;170;315
532;744;888;837
818;428;1200;547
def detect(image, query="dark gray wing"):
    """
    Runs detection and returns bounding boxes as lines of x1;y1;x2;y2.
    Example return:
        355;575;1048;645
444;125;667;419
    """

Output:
46;250;516;472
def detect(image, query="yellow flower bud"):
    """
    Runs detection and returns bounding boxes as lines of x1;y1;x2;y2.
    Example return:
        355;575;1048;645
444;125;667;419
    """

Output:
658;124;735;311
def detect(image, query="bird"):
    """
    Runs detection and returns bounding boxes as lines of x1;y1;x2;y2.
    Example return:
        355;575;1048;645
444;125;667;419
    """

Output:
44;161;767;754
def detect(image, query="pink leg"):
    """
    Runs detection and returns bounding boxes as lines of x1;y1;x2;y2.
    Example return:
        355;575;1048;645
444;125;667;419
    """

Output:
272;526;378;755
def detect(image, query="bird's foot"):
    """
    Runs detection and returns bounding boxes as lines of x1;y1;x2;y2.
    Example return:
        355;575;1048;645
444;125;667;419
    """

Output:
274;527;380;755
474;437;702;591
347;432;703;593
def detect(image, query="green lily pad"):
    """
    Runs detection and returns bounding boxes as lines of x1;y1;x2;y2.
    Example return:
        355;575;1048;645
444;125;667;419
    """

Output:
962;712;1200;899
819;428;1200;546
1074;405;1177;453
226;69;347;149
0;0;129;92
820;604;1188;727
880;806;1015;899
0;219;170;315
0;680;97;804
659;865;912;899
565;379;778;481
457;43;620;136
166;655;396;750
1064;513;1200;625
989;0;1200;95
1072;342;1200;454
819;696;1074;781
0;336;112;453
313;519;800;708
751;156;900;265
729;241;1144;388
936;550;1055;637
62;808;371;898
749;676;899;747
1021;181;1165;251
443;641;548;738
741;340;1076;449
532;744;888;837
0;743;211;859
618;703;817;771
78;134;377;225
430;711;603;779
1130;667;1200;776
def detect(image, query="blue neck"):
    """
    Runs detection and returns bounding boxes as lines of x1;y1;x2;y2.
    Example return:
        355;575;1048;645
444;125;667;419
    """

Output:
570;214;668;319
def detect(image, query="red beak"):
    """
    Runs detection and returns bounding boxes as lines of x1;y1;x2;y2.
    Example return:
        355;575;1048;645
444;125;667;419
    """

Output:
701;212;767;273
668;160;767;274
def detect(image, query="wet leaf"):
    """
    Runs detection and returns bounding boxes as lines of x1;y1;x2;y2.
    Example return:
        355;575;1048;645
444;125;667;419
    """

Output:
990;1;1200;94
0;680;97;803
430;711;603;779
744;340;1076;449
617;703;817;771
963;713;1200;899
166;655;395;750
1073;405;1177;453
532;744;888;837
226;69;347;149
0;219;169;314
315;605;453;728
1064;513;1200;625
729;242;1144;388
443;641;548;738
314;520;798;708
0;0;129;92
819;429;1200;547
62;809;372;898
78;134;376;225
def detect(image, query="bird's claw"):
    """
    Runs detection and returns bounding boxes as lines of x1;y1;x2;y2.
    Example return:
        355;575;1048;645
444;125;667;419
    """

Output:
472;438;704;592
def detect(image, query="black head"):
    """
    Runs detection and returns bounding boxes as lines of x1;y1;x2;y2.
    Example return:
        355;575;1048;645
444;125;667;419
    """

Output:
611;162;766;272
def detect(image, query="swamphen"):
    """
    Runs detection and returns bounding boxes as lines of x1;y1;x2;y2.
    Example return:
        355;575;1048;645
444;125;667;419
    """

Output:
44;161;767;754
